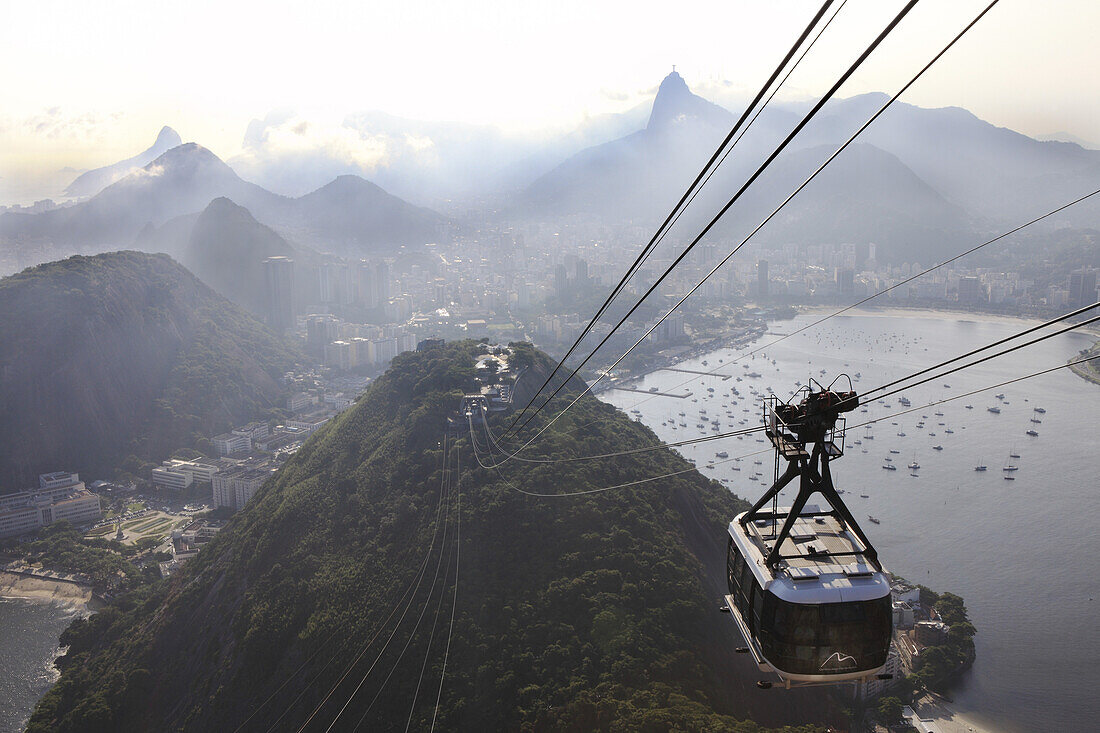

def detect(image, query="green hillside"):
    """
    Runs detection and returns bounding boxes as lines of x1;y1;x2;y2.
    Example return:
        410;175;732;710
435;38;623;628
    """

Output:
28;341;836;732
0;251;301;487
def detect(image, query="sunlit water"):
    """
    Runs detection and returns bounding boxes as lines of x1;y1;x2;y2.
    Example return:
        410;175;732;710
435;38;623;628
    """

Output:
602;312;1099;733
0;598;82;733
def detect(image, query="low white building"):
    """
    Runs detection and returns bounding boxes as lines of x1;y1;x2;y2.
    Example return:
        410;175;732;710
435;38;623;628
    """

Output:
212;462;277;509
213;432;252;456
0;472;101;538
151;465;194;491
286;412;331;434
151;459;220;490
232;422;270;441
287;392;316;412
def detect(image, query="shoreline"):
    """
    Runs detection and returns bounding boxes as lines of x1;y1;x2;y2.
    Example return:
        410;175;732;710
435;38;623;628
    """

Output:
794;304;1080;328
906;692;1010;733
0;570;96;612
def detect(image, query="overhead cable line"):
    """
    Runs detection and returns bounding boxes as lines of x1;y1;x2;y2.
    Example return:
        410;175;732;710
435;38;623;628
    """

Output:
503;0;839;437
430;451;461;733
336;454;458;733
506;0;968;450
473;354;1100;500
845;353;1100;432
404;469;460;733
862;300;1100;397
470;413;773;497
597;185;1100;415
292;436;453;733
262;439;452;733
863;308;1100;403
478;403;765;466
503;0;925;443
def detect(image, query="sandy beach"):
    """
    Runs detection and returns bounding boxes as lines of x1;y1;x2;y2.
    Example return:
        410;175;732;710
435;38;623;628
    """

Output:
904;693;1008;733
0;571;94;610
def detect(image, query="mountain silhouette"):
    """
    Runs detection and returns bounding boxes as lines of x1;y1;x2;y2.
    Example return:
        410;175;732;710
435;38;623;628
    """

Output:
64;126;183;198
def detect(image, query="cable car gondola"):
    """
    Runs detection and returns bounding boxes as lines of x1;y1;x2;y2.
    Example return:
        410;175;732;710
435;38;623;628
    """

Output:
722;379;893;688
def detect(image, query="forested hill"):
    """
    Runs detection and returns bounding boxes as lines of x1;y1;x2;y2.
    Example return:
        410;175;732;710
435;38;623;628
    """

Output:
29;341;837;732
0;251;301;487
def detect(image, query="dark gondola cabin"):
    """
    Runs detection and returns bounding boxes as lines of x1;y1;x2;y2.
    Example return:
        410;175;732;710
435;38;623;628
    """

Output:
726;507;891;683
722;382;893;687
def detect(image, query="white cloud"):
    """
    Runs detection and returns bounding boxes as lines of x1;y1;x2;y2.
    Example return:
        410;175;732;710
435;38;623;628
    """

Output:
241;110;391;170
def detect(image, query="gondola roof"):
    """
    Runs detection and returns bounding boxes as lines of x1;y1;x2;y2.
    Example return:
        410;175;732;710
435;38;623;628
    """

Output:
730;504;888;605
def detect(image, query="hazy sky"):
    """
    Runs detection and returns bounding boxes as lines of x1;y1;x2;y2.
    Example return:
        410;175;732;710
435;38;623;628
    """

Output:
3;0;1099;202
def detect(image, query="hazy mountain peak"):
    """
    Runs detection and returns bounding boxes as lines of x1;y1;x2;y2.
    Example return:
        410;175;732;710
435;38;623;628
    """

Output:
154;126;182;148
136;143;237;182
321;173;378;191
200;196;252;217
647;71;730;130
63;126;187;198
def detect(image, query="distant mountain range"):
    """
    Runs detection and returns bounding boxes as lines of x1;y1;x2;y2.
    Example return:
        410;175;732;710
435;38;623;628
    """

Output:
6;72;1100;272
63;126;182;198
521;72;1100;263
0;251;301;487
0;143;445;273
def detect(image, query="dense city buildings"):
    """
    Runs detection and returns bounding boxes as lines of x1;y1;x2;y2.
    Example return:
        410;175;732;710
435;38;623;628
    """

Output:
266;224;1095;386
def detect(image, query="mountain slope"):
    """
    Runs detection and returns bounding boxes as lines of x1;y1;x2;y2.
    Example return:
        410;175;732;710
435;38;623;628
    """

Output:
521;73;1100;258
180;198;297;317
64;126;183;198
796;93;1100;227
284;174;444;254
27;341;835;732
0;144;286;260
523;72;736;219
0;251;301;487
0;144;445;270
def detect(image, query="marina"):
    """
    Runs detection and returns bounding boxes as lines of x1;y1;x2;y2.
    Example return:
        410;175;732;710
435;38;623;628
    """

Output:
602;311;1100;732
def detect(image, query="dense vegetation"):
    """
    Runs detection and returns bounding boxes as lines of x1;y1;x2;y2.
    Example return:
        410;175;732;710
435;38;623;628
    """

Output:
0;251;302;487
910;589;977;692
29;340;835;732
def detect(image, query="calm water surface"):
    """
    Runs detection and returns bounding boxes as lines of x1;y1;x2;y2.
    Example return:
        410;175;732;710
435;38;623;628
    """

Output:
603;312;1099;733
0;598;81;733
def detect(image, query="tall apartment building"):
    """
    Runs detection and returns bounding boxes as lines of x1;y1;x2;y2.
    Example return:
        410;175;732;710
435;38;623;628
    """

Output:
1069;270;1097;308
263;256;296;332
